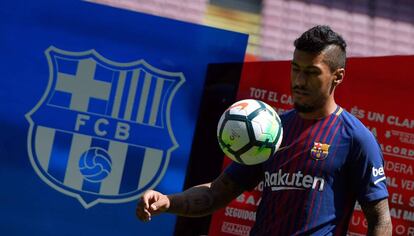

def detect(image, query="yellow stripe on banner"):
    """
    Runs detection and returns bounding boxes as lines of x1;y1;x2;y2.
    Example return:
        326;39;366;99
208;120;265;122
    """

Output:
203;4;262;55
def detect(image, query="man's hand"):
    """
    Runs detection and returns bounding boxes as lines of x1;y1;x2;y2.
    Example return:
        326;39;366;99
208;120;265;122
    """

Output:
136;190;170;222
135;173;247;221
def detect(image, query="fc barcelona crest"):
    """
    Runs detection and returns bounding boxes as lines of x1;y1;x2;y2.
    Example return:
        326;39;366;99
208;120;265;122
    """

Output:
310;142;330;161
25;46;185;208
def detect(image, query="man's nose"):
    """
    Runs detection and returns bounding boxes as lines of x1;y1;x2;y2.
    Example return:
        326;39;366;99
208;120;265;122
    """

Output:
293;71;307;86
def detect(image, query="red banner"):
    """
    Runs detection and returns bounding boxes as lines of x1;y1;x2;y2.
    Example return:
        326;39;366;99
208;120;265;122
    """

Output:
209;56;414;236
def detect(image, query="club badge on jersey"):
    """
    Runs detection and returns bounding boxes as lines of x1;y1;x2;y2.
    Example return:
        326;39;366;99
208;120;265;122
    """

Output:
26;46;185;208
310;142;330;161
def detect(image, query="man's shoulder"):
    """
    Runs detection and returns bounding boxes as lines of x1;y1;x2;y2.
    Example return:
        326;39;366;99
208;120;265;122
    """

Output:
339;108;367;130
339;108;377;145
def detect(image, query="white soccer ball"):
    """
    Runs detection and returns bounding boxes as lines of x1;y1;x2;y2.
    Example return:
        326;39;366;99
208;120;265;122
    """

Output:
217;99;283;165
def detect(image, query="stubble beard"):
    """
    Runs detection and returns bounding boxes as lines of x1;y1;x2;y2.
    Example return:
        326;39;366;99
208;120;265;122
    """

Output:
293;95;327;114
294;102;315;113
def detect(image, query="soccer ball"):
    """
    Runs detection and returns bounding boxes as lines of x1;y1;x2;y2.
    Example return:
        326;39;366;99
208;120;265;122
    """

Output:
217;99;283;165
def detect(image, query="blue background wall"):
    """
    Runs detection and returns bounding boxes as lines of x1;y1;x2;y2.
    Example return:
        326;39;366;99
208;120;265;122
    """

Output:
0;1;247;235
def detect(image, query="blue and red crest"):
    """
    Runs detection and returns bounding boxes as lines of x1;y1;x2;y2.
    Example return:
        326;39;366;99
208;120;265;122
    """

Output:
310;142;330;161
26;46;185;208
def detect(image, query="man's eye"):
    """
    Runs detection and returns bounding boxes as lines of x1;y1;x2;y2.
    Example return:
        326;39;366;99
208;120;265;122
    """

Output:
305;70;319;75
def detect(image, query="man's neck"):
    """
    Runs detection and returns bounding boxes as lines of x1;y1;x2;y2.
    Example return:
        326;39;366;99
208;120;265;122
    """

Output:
297;100;338;120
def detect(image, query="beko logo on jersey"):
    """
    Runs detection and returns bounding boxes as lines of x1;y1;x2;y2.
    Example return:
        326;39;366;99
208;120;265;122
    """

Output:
372;166;386;185
372;166;384;177
264;170;326;192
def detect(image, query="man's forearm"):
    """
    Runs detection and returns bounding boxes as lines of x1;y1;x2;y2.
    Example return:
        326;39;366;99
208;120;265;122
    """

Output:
366;207;392;236
167;183;216;217
362;198;393;236
165;173;245;217
367;221;392;236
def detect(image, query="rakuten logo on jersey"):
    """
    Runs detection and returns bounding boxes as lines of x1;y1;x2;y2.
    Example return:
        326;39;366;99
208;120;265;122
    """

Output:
372;166;386;185
264;170;326;192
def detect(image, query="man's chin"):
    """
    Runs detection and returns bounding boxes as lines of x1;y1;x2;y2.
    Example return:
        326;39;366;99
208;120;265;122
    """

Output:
294;103;315;113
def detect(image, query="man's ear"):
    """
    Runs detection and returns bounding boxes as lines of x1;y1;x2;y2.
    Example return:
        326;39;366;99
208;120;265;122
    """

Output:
333;68;345;85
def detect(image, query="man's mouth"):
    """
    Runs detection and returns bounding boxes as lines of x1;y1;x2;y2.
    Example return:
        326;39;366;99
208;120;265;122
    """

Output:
293;89;309;96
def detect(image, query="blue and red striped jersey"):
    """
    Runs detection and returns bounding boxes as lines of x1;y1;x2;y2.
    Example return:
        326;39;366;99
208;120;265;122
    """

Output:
225;106;388;235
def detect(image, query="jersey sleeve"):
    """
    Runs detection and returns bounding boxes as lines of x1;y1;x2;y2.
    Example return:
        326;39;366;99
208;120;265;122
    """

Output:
224;161;263;191
351;128;389;203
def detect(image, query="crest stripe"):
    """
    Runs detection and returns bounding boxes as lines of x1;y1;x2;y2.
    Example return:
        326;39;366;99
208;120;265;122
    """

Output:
118;71;133;119
130;70;145;122
82;179;100;193
148;77;164;125
156;80;173;127
91;138;109;150
100;141;128;195
124;69;140;120
48;131;73;182
119;145;145;194
138;148;163;189
143;75;158;124
105;71;118;116
63;133;91;190
111;70;126;117
136;72;152;123
35;126;55;171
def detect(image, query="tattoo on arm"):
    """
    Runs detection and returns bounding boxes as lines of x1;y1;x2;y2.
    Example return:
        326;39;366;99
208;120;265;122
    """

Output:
360;198;393;236
167;172;245;217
